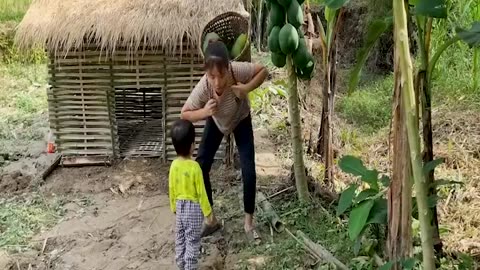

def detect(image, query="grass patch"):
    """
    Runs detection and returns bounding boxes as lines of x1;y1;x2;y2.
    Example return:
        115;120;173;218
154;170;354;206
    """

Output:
235;197;354;269
337;74;393;134
0;194;65;253
0;0;31;22
0;63;48;154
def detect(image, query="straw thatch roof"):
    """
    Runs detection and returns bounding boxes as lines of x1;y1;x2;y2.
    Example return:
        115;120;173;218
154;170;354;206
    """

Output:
15;0;248;56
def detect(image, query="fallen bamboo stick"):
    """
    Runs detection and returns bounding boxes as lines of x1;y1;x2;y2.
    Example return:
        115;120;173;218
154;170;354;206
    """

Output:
296;230;349;270
257;191;284;232
41;154;62;180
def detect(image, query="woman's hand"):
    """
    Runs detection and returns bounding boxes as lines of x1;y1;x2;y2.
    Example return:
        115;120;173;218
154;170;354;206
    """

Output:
203;99;217;117
231;82;249;99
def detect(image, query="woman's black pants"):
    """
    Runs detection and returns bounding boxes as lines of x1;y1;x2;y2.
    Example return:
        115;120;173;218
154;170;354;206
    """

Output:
196;114;256;214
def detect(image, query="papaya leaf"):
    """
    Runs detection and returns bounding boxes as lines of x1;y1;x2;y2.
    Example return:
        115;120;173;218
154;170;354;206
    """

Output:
366;198;388;225
336;184;358;216
324;0;349;10
355;189;378;203
423;158;444;175
457;22;480;47
348;200;374;240
348;17;392;94
415;0;447;18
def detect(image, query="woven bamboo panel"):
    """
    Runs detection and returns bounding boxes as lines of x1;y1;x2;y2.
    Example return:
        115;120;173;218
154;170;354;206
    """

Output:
48;51;115;158
47;40;231;163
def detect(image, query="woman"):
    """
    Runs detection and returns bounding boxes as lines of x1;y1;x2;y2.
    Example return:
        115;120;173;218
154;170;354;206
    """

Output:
181;40;268;242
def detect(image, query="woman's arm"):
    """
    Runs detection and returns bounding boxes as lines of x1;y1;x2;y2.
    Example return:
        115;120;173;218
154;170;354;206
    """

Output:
245;63;269;92
231;63;268;98
181;99;216;122
180;76;215;122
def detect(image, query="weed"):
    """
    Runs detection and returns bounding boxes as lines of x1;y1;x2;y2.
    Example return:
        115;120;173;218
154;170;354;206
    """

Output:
0;193;65;253
235;197;354;269
0;63;48;154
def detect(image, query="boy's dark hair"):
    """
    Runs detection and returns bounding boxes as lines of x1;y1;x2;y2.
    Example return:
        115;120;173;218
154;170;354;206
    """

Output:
204;40;230;74
170;119;195;157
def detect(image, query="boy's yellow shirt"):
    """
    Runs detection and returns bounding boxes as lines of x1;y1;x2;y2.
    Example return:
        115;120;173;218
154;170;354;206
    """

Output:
168;158;212;217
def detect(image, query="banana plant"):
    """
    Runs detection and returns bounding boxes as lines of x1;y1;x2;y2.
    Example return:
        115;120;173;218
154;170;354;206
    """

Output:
313;0;349;185
348;0;480;254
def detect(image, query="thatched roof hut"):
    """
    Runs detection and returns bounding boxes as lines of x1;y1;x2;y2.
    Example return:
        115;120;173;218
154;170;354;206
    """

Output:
16;0;249;56
16;0;249;165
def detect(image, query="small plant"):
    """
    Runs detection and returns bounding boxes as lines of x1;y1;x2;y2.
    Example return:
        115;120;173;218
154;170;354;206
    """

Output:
336;156;389;251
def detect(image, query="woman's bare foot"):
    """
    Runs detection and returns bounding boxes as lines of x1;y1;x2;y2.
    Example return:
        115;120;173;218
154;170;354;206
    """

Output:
244;213;261;244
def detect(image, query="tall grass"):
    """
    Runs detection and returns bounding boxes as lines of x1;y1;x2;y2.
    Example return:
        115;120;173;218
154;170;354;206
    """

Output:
0;0;31;22
429;0;480;107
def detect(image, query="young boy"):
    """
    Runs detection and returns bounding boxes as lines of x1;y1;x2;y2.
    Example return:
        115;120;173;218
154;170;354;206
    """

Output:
169;119;212;270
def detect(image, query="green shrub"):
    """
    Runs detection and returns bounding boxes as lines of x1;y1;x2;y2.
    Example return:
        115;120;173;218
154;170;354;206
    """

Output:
337;75;393;134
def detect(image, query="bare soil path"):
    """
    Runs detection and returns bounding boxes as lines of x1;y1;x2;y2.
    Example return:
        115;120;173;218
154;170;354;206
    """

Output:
5;126;287;270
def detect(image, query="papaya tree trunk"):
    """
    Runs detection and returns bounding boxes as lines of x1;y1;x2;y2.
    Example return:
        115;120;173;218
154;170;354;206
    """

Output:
287;55;310;203
393;0;435;269
388;51;413;268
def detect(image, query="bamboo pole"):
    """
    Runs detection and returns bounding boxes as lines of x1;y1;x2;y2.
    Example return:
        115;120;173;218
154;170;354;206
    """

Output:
288;229;348;270
256;192;284;232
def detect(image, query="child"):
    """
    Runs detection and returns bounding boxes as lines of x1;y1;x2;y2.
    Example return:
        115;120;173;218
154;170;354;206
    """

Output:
169;119;212;270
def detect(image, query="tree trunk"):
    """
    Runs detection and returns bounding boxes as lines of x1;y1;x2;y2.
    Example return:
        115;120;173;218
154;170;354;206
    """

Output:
393;0;435;269
420;71;443;254
388;51;413;268
287;56;310;203
316;8;344;185
256;0;264;51
417;17;442;254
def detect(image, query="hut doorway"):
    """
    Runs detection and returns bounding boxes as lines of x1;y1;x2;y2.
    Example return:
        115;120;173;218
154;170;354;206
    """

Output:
112;55;166;158
114;87;164;158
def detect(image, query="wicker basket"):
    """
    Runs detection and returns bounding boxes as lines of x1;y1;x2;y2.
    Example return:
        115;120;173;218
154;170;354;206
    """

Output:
200;11;251;62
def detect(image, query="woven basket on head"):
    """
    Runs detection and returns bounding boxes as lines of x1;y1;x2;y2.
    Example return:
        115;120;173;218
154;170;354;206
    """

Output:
200;11;251;62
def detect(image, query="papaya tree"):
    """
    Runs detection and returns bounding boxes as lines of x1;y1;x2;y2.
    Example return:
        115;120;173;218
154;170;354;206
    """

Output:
314;0;349;185
267;0;314;202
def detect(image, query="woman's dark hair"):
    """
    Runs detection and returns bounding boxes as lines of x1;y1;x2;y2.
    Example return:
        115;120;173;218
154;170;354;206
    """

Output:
204;40;230;73
170;119;195;157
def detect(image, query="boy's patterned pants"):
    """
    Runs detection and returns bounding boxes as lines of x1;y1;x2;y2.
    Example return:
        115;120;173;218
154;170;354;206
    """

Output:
175;200;204;270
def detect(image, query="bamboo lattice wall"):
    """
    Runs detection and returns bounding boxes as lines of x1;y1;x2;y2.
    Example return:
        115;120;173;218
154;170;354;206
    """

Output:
48;43;230;164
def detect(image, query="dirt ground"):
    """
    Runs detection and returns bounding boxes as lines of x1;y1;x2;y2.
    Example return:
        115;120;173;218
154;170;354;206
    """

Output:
2;126;288;270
